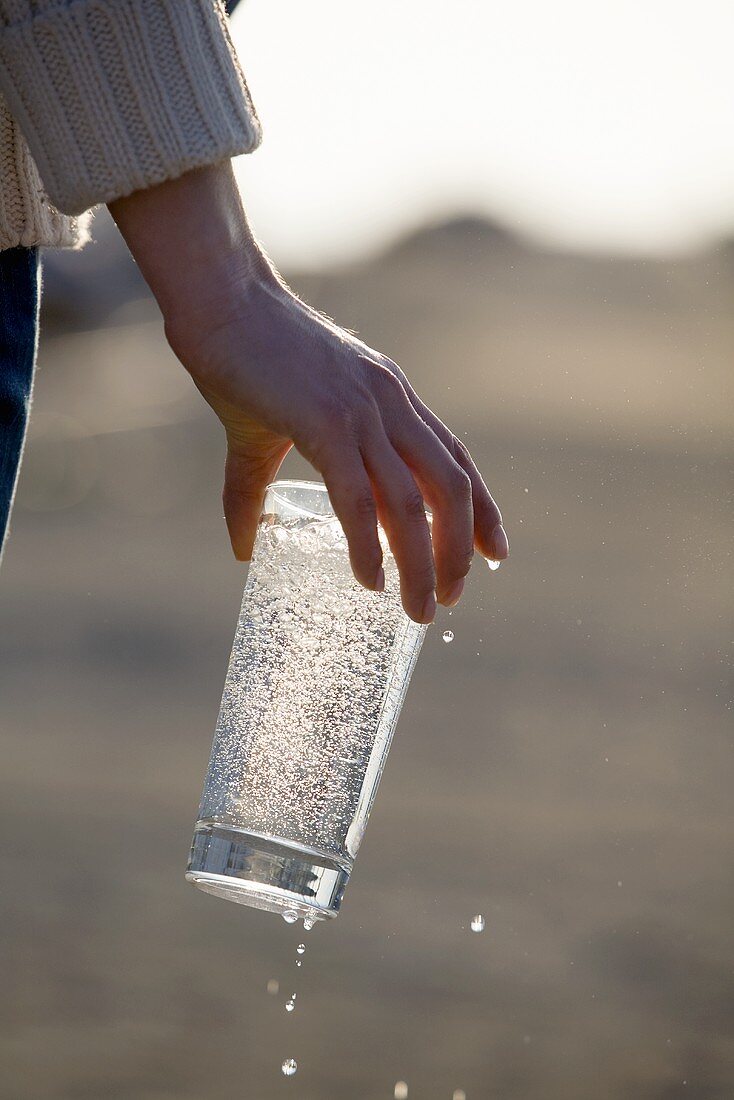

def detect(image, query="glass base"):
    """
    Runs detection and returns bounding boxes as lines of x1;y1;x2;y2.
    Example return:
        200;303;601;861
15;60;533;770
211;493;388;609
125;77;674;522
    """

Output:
186;822;351;921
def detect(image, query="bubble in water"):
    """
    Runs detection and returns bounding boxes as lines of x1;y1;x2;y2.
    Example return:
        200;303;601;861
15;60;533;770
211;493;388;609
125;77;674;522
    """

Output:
303;917;315;931
470;914;485;933
296;943;306;955
442;630;454;644
394;1083;408;1099
266;979;279;996
282;910;299;924
285;999;295;1013
281;1058;297;1077
453;1091;467;1100
486;558;501;572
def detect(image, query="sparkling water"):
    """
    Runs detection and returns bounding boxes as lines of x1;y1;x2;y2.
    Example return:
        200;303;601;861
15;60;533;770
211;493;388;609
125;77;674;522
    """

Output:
187;482;427;920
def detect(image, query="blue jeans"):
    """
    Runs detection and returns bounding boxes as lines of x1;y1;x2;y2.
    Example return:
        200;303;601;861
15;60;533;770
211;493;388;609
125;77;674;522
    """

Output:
0;247;40;564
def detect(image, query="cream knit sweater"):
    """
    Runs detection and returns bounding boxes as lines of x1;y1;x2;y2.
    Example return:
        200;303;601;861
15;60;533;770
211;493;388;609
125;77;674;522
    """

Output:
0;0;261;251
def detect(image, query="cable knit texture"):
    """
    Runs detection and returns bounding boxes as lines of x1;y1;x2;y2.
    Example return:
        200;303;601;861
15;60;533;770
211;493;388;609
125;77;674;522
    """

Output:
0;0;261;247
0;93;89;248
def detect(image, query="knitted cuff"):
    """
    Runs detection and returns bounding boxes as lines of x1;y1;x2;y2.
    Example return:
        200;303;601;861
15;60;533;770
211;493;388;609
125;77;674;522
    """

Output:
0;97;90;249
0;0;262;216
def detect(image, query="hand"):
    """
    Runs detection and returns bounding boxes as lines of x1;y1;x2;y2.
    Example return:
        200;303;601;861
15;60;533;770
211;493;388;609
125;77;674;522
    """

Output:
109;164;508;624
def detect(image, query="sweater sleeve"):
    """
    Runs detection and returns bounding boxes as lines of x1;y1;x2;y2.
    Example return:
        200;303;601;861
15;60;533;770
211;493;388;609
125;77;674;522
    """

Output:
0;0;262;216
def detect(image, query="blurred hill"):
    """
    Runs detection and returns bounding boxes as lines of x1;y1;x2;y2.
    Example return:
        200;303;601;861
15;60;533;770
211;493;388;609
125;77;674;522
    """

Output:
1;214;732;1099
41;209;733;450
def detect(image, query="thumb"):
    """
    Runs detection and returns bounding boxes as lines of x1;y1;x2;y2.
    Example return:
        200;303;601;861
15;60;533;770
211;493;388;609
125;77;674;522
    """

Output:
223;442;291;561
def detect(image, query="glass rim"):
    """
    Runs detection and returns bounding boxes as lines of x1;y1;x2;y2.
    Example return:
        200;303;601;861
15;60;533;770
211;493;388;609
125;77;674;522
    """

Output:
265;478;433;523
265;479;332;521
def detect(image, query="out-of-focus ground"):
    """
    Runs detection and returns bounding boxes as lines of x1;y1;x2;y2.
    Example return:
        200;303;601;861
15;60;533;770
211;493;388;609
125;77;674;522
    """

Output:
0;214;732;1100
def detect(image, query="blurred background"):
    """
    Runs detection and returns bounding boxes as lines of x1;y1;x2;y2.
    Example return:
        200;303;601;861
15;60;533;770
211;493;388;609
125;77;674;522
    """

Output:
1;1;732;1097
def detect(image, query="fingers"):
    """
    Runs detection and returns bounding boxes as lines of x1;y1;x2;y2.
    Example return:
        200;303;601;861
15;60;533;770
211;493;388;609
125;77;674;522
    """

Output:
222;441;291;560
316;451;385;594
402;387;508;563
359;424;437;624
374;386;474;606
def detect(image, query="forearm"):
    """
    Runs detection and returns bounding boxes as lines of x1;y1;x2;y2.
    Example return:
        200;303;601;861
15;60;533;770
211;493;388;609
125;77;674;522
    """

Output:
108;162;270;330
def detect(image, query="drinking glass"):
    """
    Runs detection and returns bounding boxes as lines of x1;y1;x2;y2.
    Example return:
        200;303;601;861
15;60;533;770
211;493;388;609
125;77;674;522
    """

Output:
186;480;427;922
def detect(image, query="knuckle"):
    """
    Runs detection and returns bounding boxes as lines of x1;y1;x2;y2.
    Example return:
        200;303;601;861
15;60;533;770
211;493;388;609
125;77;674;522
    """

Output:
410;559;437;590
352;487;377;520
403;488;428;520
447;464;472;501
452;437;472;465
373;362;407;400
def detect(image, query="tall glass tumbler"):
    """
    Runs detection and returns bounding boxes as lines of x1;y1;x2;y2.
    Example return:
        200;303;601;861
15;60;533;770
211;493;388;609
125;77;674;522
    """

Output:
186;480;427;922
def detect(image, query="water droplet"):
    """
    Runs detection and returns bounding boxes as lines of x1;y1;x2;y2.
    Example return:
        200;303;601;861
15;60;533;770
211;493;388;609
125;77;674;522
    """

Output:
296;943;306;955
470;914;485;933
281;1058;297;1076
453;1091;467;1100
295;959;302;967
442;630;454;644
266;979;279;996
282;910;299;924
285;1000;295;1013
486;558;500;572
303;917;315;931
394;1083;408;1099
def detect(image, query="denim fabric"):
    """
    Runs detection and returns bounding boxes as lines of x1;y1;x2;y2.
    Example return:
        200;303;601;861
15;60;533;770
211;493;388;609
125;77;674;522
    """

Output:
0;247;40;563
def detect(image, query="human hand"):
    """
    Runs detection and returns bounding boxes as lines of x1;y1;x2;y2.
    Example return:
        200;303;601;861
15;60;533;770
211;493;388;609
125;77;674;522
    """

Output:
109;165;508;624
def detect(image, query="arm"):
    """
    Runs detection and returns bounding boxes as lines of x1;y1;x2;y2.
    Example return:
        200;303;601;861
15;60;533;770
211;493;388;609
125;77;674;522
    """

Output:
109;162;508;625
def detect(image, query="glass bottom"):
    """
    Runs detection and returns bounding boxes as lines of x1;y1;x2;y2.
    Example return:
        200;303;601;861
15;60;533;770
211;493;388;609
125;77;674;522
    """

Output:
186;822;351;921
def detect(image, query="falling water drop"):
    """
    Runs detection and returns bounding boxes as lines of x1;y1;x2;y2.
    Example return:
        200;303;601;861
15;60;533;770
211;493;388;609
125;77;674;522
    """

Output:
303;917;315;931
394;1083;408;1099
470;914;485;933
442;630;454;644
282;910;298;924
486;558;501;572
281;1058;297;1077
295;959;302;967
296;943;306;955
285;999;295;1013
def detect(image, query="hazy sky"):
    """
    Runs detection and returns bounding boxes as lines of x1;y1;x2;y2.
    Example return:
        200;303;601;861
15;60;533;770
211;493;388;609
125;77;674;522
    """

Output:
231;0;734;268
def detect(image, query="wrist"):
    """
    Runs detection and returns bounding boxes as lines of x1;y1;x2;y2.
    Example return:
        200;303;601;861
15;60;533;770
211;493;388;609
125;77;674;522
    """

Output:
108;161;275;329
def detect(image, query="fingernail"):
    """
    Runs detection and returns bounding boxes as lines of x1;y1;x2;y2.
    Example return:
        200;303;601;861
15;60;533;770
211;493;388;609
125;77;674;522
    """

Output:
491;523;509;559
443;577;465;608
374;566;385;592
421;590;437;624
